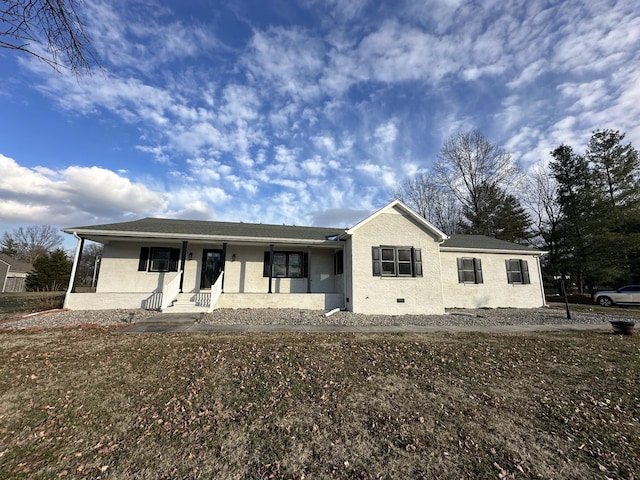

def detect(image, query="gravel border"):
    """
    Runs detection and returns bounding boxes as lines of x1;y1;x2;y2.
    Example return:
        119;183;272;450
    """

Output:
1;306;633;330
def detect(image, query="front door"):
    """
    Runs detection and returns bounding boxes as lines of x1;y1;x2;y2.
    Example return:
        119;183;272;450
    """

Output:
200;249;223;289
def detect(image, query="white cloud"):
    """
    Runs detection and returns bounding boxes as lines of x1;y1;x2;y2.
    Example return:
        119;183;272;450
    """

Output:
7;0;640;234
244;26;326;102
356;162;397;188
83;1;220;73
373;121;398;144
0;154;169;225
301;156;328;176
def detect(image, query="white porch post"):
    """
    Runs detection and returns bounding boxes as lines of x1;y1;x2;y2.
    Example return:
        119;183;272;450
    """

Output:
536;255;546;306
64;233;84;308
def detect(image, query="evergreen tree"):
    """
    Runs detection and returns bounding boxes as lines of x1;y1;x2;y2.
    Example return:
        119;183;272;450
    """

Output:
495;193;532;244
547;131;640;291
459;182;531;243
549;144;598;292
26;249;72;291
586;130;640;286
0;237;19;257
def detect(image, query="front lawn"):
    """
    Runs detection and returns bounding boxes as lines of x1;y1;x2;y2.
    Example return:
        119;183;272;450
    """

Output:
0;292;65;321
0;328;638;479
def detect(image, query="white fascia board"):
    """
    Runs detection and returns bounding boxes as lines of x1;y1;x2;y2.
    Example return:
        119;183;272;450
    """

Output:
440;246;547;255
66;229;341;247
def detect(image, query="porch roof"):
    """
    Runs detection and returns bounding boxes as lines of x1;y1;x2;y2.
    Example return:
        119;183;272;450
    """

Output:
63;217;346;246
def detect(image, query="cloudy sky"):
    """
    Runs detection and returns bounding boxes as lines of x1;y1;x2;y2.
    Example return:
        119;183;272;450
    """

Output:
1;0;639;248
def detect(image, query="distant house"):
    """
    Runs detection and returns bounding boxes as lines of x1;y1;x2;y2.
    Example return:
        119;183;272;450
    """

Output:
62;200;546;314
0;254;33;293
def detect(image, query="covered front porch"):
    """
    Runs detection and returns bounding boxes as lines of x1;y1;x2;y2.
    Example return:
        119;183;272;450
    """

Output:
64;234;345;313
63;290;344;311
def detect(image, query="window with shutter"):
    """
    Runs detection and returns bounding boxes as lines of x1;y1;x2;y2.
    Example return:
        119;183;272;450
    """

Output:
457;257;483;284
138;247;149;271
372;246;423;277
506;259;530;284
139;247;180;272
263;251;308;278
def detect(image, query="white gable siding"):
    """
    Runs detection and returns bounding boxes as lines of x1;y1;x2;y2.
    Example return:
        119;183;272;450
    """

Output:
440;251;545;308
347;206;445;314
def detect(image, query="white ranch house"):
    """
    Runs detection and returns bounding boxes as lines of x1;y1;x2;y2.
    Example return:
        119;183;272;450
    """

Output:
63;201;546;315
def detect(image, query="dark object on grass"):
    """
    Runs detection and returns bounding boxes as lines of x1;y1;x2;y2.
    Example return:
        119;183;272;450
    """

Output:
609;320;635;335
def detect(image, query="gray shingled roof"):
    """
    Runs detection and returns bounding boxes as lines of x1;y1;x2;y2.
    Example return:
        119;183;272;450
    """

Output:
441;234;542;253
64;218;345;242
0;253;33;272
64;219;542;253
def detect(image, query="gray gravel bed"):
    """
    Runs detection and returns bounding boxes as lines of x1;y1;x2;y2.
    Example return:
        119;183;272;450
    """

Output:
1;306;632;330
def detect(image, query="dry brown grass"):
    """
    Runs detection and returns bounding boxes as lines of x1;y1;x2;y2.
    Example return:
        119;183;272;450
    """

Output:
0;327;638;479
0;292;65;321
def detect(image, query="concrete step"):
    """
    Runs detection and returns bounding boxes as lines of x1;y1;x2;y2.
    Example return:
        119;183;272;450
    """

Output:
164;304;209;313
162;292;210;313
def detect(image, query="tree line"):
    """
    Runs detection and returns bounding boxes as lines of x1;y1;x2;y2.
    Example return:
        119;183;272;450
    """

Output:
395;129;640;293
1;225;101;291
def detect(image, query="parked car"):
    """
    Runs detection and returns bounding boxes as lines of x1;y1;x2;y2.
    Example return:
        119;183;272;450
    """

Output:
593;285;640;307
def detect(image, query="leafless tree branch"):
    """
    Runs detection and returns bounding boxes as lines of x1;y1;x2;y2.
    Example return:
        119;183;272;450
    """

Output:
1;0;98;74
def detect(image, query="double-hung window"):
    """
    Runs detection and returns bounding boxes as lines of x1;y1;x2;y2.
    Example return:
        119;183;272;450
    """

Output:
372;246;422;277
505;259;530;284
263;251;308;278
138;247;180;272
457;257;483;284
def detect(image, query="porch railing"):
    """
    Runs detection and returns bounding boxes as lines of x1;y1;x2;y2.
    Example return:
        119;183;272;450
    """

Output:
209;270;224;312
160;270;183;311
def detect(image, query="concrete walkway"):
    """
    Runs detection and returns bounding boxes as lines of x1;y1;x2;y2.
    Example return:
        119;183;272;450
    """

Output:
118;313;612;334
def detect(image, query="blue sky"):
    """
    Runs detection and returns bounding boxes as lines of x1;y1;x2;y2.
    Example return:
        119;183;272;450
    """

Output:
1;0;639;250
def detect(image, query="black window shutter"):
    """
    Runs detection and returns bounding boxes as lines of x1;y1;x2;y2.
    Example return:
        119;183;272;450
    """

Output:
457;258;464;283
412;248;422;276
138;247;149;271
263;251;270;277
303;252;309;278
169;248;180;272
372;247;381;276
521;260;530;284
505;259;513;284
474;258;483;284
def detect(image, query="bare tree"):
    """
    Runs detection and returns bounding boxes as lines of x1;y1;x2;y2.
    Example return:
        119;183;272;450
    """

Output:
393;172;463;234
75;242;103;288
524;164;561;246
1;224;63;263
434;130;521;234
1;0;97;74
